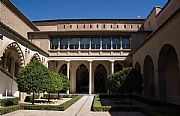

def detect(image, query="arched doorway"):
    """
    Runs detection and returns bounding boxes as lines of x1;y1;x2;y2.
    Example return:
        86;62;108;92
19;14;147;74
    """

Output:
0;42;24;95
114;63;123;73
94;64;107;93
76;64;89;93
135;62;141;74
143;55;155;97
158;44;180;101
1;42;24;76
59;64;67;76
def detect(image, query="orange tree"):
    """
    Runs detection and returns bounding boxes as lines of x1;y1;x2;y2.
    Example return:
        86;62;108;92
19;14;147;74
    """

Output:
17;60;49;104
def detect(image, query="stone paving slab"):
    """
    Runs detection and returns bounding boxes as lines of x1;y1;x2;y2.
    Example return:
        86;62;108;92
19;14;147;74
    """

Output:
3;95;146;116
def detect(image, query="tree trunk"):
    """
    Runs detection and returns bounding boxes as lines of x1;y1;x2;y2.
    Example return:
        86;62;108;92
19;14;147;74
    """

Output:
48;92;50;102
58;91;60;99
32;92;35;105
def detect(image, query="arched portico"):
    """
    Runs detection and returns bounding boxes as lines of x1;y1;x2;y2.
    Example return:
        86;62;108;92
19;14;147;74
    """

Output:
158;44;180;103
76;64;89;93
143;55;155;97
0;42;24;96
59;64;67;76
94;64;107;93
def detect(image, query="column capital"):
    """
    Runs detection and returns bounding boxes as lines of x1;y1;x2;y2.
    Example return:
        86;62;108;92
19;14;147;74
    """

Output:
87;60;93;63
65;60;71;63
109;60;115;63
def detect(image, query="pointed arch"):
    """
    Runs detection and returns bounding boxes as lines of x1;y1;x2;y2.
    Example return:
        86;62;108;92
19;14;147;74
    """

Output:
158;44;180;102
1;42;25;76
76;64;89;93
143;55;155;97
94;64;107;93
31;53;41;62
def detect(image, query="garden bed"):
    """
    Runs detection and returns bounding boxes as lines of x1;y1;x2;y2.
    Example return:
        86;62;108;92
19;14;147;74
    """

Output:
0;95;82;115
92;95;180;116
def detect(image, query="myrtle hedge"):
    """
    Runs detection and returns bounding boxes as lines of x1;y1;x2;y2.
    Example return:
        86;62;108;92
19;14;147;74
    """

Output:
0;95;82;115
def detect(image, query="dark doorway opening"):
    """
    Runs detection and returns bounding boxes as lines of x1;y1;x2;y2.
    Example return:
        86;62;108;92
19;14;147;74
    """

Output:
94;64;107;93
76;64;89;93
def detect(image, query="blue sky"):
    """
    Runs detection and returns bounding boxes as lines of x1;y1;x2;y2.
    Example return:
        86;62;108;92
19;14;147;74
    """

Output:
11;0;167;21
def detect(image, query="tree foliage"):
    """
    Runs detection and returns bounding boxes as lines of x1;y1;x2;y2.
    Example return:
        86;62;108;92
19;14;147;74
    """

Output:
124;68;143;95
47;70;63;92
17;60;49;93
59;73;70;91
108;67;143;95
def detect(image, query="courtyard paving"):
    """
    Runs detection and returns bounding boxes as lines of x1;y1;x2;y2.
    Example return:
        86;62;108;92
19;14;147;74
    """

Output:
3;95;145;116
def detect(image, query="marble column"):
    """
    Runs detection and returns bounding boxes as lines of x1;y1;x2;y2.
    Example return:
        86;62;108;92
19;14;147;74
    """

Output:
89;61;92;95
67;61;70;94
111;37;113;50
111;60;114;74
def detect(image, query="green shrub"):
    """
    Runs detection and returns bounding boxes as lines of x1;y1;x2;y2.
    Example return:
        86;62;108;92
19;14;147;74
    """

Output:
60;95;82;110
0;97;19;107
22;95;82;111
0;105;20;115
42;94;77;99
20;104;63;111
93;95;111;111
0;95;82;115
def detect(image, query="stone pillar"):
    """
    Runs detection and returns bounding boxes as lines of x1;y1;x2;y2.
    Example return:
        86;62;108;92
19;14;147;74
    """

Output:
67;38;70;50
100;37;102;50
89;38;91;54
111;60;114;74
78;38;81;50
120;37;123;49
58;39;61;50
67;61;70;94
154;68;159;98
89;61;92;95
111;37;113;50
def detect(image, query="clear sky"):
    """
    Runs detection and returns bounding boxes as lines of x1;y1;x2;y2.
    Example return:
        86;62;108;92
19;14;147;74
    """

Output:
11;0;167;21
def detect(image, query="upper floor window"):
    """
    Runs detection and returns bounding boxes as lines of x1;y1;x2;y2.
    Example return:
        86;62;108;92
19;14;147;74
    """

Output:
122;38;130;49
60;38;68;49
80;38;90;49
91;38;100;49
50;38;59;49
70;38;79;49
113;38;121;49
102;38;111;49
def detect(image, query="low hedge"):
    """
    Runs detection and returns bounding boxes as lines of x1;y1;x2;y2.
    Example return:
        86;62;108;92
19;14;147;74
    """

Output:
42;94;77;99
21;95;82;111
0;105;21;115
61;95;81;110
93;95;111;111
20;104;64;111
0;97;19;107
0;95;82;115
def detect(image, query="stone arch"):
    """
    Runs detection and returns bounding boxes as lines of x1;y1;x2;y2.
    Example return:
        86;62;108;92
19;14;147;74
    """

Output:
76;64;89;93
135;62;141;74
114;63;123;73
94;64;107;93
1;42;25;77
143;55;155;97
158;44;180;102
59;64;67;76
31;53;41;62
